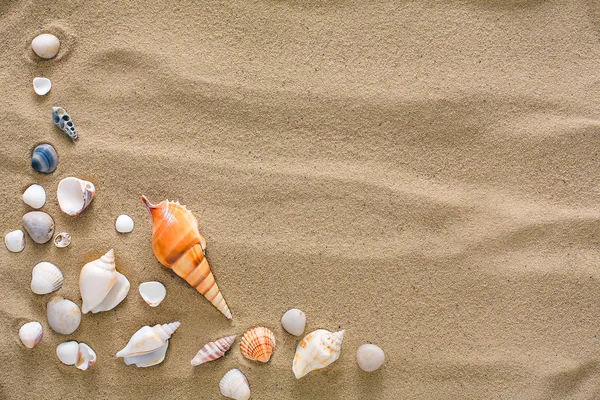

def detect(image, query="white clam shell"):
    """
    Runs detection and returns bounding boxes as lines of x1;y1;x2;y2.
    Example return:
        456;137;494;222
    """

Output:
31;33;60;59
293;329;345;379
47;296;81;335
22;184;46;209
57;177;95;216
116;322;180;361
53;232;71;248
124;342;168;368
139;281;166;307
56;341;79;365
22;211;54;244
115;214;134;233
76;343;97;371
281;308;306;336
90;272;130;313
19;321;43;349
31;261;64;295
80;249;129;314
5;230;25;253
219;368;251;400
32;77;52;96
356;343;385;372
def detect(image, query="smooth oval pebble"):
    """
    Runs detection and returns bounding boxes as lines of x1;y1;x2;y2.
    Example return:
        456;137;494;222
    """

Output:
31;33;60;59
356;343;385;372
281;308;306;336
33;77;52;95
5;230;25;252
22;184;46;209
31;144;58;174
139;281;166;307
47;297;81;335
22;211;54;244
115;214;134;233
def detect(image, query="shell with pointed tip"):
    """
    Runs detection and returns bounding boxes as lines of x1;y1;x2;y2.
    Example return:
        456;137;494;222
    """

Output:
76;343;97;371
293;329;345;379
33;77;51;95
219;369;251;400
31;261;64;295
240;327;275;363
124;342;169;368
31;34;60;58
191;334;237;366
139;281;166;307
31;144;58;174
47;296;81;335
19;321;43;349
22;211;54;244
281;308;306;336
52;106;78;141
79;249;129;314
23;184;46;209
141;196;231;319
53;232;71;248
5;230;25;253
116;322;180;359
56;341;79;365
57;177;94;216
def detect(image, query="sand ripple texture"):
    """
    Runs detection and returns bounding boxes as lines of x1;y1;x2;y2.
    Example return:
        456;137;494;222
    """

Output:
1;1;600;399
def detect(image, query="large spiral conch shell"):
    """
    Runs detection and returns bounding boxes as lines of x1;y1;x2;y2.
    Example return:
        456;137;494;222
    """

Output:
116;322;180;368
141;196;231;319
292;329;345;379
240;326;276;363
57;177;95;216
79;249;130;314
191;334;237;366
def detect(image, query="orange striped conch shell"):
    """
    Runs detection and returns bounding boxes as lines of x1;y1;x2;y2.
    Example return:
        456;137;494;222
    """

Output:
141;196;232;319
240;326;276;363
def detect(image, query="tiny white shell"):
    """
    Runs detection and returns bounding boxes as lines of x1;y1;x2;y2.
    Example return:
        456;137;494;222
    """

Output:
53;232;71;248
47;297;81;335
19;321;43;349
139;281;166;307
76;343;97;371
356;343;385;372
219;368;251;400
31;261;64;295
281;308;306;336
115;214;134;233
22;184;46;209
31;34;60;59
56;341;79;365
32;77;52;96
5;230;25;253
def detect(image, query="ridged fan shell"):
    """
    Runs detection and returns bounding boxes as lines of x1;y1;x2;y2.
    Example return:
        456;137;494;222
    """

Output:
31;261;64;295
19;321;43;348
240;326;275;363
219;369;251;400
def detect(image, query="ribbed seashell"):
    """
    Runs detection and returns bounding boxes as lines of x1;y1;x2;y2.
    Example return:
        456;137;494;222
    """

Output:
219;369;251;400
191;334;237;366
31;33;60;59
56;341;97;371
19;321;43;349
52;106;78;141
116;322;180;359
141;196;231;319
53;232;71;248
4;230;25;253
22;211;54;244
293;329;345;379
31;144;58;174
47;296;81;335
57;177;95;216
31;261;64;295
22;184;46;209
80;249;129;314
33;77;52;96
139;281;166;307
240;327;275;363
281;308;306;336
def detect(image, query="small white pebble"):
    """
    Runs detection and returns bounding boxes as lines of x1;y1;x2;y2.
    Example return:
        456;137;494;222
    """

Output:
33;77;52;96
356;343;385;372
281;308;306;336
115;214;134;233
31;34;60;59
5;230;25;252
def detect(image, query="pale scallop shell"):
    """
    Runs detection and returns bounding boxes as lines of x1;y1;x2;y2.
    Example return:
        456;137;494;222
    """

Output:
57;177;95;216
240;326;275;363
139;281;166;307
31;261;64;295
19;321;43;349
22;184;46;209
190;334;237;366
47;296;81;335
4;230;25;253
293;329;345;379
33;77;52;96
56;341;79;365
281;308;306;336
53;232;71;248
115;214;134;233
219;369;251;400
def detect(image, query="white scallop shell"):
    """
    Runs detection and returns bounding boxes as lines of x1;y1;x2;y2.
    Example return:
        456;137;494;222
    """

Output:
53;232;71;248
57;177;95;216
139;281;166;307
5;230;25;253
19;321;43;349
22;184;46;209
219;368;251;400
356;343;385;372
31;33;60;59
115;214;134;233
56;341;79;365
31;261;64;295
76;343;97;371
293;329;345;379
80;249;130;314
32;77;52;96
47;296;81;335
281;308;306;336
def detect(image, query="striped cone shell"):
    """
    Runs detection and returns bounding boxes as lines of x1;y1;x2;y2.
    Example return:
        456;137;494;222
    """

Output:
190;334;237;366
240;327;275;363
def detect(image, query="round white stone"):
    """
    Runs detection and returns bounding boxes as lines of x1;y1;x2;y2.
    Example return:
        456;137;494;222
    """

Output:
31;34;60;59
22;184;46;209
33;77;52;96
115;214;134;233
356;343;385;372
281;308;306;336
5;230;25;252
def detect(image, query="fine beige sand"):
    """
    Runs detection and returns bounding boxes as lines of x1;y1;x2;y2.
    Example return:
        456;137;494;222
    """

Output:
2;1;600;399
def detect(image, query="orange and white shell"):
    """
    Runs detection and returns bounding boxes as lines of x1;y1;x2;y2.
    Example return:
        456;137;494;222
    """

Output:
191;334;237;366
240;327;276;363
141;196;231;319
293;329;345;379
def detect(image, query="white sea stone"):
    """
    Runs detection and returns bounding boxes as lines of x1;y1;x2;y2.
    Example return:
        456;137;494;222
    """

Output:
32;77;52;96
47;296;81;335
281;308;306;336
31;34;60;59
115;214;134;233
5;230;25;252
356;343;385;372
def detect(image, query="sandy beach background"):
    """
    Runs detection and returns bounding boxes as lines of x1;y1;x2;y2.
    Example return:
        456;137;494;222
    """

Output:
2;0;600;399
